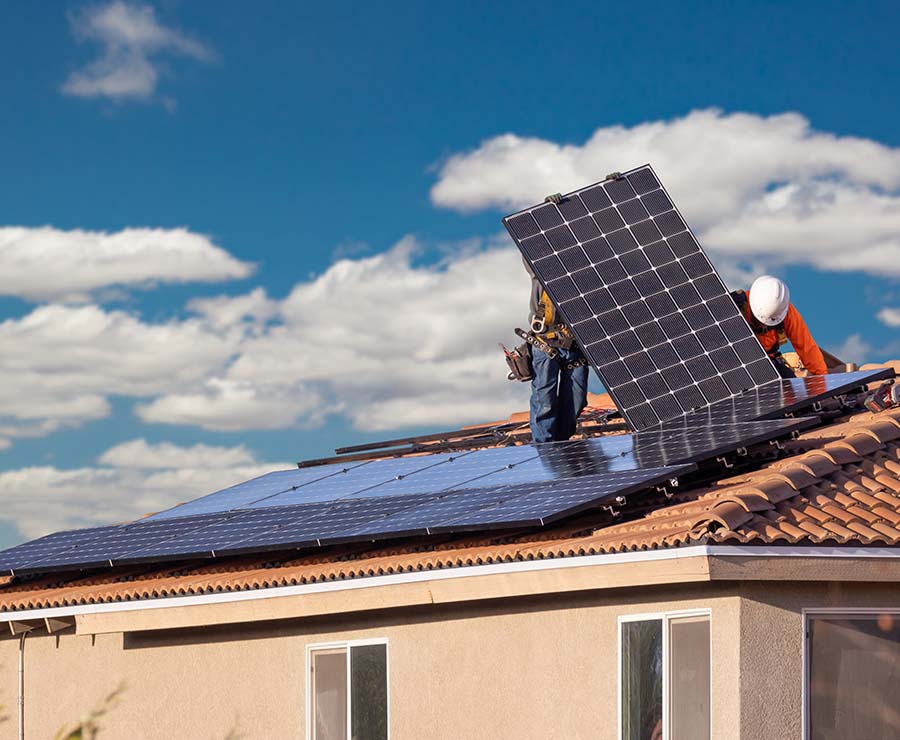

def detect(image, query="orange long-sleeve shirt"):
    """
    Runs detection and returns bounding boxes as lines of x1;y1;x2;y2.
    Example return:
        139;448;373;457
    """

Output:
739;291;827;375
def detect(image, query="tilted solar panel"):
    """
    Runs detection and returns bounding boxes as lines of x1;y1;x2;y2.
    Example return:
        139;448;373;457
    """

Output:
503;164;779;430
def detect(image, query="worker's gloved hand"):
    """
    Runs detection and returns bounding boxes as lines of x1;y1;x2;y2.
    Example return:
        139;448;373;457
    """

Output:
544;193;563;205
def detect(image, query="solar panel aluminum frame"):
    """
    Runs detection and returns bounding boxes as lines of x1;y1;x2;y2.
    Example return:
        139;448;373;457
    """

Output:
503;164;779;431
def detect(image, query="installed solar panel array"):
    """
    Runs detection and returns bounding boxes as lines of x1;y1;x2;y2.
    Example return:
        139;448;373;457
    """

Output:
0;411;835;576
504;164;780;430
0;459;694;575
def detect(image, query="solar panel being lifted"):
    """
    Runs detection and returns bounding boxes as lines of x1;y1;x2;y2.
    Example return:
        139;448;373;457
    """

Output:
503;164;780;431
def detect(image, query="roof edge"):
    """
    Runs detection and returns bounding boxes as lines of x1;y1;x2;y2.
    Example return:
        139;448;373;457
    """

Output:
5;544;900;634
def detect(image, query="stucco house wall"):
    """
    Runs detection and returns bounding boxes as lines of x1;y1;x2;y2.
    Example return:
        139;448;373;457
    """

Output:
0;584;739;740
2;576;898;739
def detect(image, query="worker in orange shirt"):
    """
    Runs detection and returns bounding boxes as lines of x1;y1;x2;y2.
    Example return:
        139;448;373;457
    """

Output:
732;275;827;377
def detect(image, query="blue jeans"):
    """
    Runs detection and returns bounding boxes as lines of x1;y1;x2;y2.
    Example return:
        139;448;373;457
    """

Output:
530;346;589;443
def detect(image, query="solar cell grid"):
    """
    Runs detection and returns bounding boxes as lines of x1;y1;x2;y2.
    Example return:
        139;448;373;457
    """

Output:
504;164;780;430
21;512;233;572
0;525;114;573
434;465;693;532
147;463;373;520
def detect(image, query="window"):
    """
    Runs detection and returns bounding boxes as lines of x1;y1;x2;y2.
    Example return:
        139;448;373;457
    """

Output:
807;611;900;740
309;641;388;740
620;611;710;740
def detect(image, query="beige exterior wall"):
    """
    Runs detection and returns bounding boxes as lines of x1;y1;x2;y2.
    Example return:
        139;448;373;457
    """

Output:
2;561;899;739
737;580;900;740
0;584;739;740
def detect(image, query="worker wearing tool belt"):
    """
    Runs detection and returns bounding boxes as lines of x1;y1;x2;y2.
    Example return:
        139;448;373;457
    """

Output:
526;261;589;443
732;275;827;377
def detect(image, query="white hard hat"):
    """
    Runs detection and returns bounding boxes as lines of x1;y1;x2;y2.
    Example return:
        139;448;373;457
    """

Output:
749;275;790;326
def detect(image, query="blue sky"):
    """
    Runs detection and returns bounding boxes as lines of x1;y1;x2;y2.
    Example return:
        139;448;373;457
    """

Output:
0;0;899;546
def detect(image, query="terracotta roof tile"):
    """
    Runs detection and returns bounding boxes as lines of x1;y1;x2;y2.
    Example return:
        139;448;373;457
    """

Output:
4;368;900;613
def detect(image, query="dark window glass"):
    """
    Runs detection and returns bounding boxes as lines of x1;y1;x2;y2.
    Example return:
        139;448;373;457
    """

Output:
622;620;663;740
351;644;388;740
809;614;900;740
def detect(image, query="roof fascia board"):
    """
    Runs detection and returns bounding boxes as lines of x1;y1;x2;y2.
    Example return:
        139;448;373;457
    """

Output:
2;544;900;634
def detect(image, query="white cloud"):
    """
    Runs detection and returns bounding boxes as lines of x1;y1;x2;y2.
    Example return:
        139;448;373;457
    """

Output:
0;226;252;302
138;238;531;432
878;308;900;327
62;1;215;103
0;440;290;541
186;287;279;330
835;334;874;364
430;109;900;279
98;438;257;469
0;303;242;441
138;378;327;431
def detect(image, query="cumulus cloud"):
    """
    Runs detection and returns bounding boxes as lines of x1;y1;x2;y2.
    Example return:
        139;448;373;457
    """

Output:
186;287;279;330
138;378;327;431
430;109;900;280
98;438;257;469
0;303;241;442
878;308;900;327
0;440;290;541
0;236;529;443
0;226;252;302
139;238;531;432
62;1;215;103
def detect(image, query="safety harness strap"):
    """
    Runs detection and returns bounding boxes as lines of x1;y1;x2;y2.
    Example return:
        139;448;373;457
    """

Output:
514;328;587;370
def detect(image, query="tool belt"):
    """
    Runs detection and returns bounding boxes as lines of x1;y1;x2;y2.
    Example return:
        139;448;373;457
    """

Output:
502;328;587;382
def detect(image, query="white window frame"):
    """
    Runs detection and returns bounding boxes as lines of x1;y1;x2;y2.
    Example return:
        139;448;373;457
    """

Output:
618;608;712;740
306;638;390;740
802;607;900;740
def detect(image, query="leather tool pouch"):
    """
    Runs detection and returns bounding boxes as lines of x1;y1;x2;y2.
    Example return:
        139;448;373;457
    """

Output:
504;342;534;382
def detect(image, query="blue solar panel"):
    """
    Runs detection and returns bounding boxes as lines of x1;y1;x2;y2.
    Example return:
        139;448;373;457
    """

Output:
228;494;441;554
434;464;694;531
147;463;374;520
503;164;780;430
338;446;541;499
243;449;488;508
123;493;442;562
119;506;312;562
0;525;114;573
699;369;894;424
21;513;233;572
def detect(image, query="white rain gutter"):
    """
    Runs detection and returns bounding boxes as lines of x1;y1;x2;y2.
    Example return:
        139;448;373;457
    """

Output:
1;543;899;624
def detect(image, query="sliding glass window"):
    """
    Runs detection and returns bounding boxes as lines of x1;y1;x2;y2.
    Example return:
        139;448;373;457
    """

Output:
807;612;900;739
620;611;710;740
310;641;388;740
